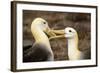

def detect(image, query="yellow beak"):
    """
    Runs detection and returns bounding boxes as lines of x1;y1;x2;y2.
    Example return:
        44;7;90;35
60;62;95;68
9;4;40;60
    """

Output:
45;27;65;40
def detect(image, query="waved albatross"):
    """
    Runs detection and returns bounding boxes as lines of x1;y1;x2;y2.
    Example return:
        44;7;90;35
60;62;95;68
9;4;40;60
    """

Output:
23;18;54;62
49;27;90;60
65;27;91;60
64;27;83;60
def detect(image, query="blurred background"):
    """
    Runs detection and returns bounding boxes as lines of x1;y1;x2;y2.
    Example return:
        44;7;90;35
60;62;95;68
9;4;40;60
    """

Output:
23;10;91;61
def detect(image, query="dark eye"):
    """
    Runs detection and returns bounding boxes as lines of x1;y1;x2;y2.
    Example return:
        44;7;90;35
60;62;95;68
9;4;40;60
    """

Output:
69;30;72;32
43;22;46;24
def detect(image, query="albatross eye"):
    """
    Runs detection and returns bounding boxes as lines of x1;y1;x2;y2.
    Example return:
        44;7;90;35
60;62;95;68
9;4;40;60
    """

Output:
43;22;46;24
69;30;72;32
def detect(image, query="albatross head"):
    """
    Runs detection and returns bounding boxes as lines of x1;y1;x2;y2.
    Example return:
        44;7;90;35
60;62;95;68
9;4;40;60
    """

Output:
31;18;49;32
65;27;78;39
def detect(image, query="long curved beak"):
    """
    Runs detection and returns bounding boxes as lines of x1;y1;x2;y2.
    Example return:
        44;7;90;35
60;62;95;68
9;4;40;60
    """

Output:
45;27;65;40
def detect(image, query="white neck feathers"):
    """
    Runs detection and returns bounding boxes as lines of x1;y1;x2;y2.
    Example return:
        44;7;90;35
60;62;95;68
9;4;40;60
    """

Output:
68;33;82;60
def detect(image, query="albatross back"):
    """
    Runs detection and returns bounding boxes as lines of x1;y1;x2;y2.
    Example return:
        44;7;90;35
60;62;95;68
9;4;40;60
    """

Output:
23;43;53;62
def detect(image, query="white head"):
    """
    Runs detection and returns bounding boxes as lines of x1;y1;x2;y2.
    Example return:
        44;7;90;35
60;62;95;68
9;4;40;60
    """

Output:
31;18;49;32
64;27;78;39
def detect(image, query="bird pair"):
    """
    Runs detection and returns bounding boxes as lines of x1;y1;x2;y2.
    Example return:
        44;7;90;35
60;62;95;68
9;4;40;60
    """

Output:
23;17;83;62
41;18;83;60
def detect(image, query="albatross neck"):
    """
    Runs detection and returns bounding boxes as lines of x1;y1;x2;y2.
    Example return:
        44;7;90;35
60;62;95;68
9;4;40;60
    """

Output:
68;34;81;60
31;27;51;48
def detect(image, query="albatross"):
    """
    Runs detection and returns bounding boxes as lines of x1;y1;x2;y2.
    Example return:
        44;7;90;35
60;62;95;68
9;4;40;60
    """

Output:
23;18;55;62
49;27;90;60
64;27;91;60
64;27;83;60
